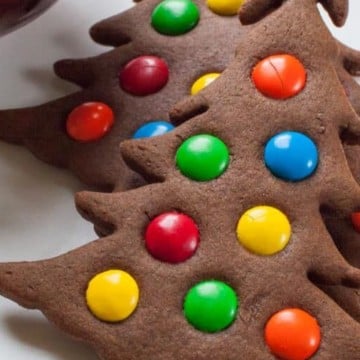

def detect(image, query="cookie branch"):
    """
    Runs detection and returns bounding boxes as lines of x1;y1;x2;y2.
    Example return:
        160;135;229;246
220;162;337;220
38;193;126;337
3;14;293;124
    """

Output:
239;0;348;26
338;41;360;76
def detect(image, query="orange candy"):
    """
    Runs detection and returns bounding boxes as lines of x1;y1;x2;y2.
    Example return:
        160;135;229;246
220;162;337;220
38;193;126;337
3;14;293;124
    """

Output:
66;102;114;142
265;308;321;360
252;54;306;99
351;212;360;233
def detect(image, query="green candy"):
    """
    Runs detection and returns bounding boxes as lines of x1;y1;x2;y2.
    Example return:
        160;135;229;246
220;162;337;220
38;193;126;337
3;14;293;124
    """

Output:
176;134;230;181
183;280;238;333
151;0;200;36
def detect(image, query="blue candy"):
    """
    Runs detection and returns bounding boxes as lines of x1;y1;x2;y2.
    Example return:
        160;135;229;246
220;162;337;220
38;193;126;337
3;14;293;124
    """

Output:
133;121;174;139
264;131;318;182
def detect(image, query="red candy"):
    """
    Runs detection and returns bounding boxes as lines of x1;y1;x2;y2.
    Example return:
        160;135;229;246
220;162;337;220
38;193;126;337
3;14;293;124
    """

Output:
351;212;360;233
252;54;306;99
265;308;321;360
66;102;114;142
119;55;169;96
145;212;199;263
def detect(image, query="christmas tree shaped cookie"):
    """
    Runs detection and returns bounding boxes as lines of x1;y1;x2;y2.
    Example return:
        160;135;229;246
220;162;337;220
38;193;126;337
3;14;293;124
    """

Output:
0;0;359;359
239;0;360;324
0;0;360;192
0;0;247;191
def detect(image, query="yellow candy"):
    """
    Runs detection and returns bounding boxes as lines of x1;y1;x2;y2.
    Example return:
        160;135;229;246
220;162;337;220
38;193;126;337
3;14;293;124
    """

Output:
236;206;291;256
206;0;244;16
191;73;221;95
86;269;139;322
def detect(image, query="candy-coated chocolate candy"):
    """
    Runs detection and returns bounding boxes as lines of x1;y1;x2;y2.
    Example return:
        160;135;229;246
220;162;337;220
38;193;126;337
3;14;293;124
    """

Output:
265;308;321;360
86;270;139;322
191;72;221;95
176;134;230;181
145;212;199;263
119;56;169;96
236;206;291;255
66;102;114;142
264;131;318;182
351;212;360;233
183;280;238;333
133;121;174;139
252;54;306;99
206;0;244;16
151;0;200;36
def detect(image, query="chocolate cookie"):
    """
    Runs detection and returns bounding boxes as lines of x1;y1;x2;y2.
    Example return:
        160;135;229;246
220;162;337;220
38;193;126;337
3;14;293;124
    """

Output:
0;0;360;359
0;0;360;193
0;0;246;191
239;0;360;325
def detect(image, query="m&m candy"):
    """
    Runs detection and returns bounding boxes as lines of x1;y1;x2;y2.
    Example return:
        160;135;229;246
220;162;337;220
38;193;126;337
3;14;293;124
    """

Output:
145;212;200;263
133;121;174;139
264;131;318;182
119;56;169;96
236;206;291;255
252;54;306;99
176;134;230;181
206;0;244;16
265;308;321;360
66;102;114;142
86;270;139;322
183;280;238;333
191;73;221;95
151;0;200;36
351;212;360;233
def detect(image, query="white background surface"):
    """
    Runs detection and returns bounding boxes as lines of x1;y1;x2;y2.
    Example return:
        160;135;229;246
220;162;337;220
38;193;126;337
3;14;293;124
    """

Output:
0;1;359;359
